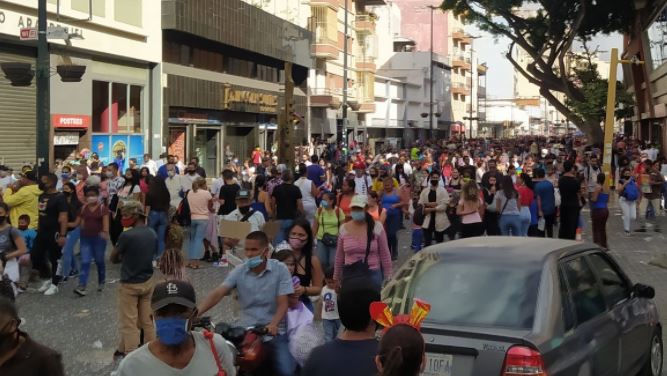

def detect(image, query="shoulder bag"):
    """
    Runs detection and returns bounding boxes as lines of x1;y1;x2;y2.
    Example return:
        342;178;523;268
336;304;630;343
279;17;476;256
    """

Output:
341;224;373;283
320;208;340;247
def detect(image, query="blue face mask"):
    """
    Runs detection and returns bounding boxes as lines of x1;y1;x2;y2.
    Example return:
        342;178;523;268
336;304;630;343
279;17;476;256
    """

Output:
321;200;329;209
155;318;189;346
246;255;264;269
351;211;366;222
61;173;70;180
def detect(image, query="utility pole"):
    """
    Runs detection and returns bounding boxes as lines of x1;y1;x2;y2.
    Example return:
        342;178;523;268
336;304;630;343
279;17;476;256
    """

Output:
468;43;473;139
37;0;50;173
428;5;435;141
278;61;295;170
341;0;349;148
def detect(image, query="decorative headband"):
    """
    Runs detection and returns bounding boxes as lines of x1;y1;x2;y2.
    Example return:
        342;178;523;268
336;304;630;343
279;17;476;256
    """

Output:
370;298;431;331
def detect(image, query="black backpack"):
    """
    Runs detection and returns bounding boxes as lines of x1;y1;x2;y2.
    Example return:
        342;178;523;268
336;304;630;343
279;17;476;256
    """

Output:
175;190;192;226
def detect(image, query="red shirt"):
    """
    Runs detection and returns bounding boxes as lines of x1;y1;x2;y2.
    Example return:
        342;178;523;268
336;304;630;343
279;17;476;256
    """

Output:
516;185;534;206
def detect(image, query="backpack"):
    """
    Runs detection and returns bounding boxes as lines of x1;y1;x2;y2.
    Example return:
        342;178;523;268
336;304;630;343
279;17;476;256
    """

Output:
622;178;639;201
412;204;425;227
176;190;192;226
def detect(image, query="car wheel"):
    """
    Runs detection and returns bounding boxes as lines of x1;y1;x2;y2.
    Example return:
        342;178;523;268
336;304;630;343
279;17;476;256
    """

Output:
640;330;663;376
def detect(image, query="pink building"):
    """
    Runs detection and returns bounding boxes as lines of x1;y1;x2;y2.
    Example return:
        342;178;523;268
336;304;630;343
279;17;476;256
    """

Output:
393;0;450;56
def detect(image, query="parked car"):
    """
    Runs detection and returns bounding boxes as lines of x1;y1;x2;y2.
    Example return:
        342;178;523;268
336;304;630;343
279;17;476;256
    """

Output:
382;237;662;376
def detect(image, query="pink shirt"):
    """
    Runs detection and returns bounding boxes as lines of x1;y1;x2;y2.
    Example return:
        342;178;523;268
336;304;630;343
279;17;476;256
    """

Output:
334;221;393;282
187;189;212;220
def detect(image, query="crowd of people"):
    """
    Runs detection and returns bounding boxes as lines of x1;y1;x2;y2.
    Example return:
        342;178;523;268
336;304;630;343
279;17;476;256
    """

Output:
0;134;666;375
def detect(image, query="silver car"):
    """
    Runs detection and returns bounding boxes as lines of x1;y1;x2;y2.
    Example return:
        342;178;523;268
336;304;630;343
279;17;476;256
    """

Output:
382;237;662;376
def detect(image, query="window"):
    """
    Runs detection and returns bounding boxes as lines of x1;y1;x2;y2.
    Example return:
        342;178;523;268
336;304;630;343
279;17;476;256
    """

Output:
115;0;142;27
587;253;630;307
648;6;667;70
561;257;607;326
92;80;143;134
72;0;105;17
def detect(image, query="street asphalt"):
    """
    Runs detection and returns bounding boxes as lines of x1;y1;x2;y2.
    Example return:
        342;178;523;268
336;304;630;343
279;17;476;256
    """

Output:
13;196;667;375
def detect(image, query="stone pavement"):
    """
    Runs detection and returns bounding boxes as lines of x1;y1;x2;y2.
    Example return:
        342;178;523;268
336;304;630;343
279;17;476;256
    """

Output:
12;201;667;375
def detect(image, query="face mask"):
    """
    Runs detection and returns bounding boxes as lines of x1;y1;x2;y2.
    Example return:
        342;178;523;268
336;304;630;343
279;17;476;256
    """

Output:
18;225;27;231
61;173;70;180
155;318;189;346
121;217;136;228
370;173;377;178
289;237;305;249
238;206;250;215
430;179;439;187
62;191;71;197
321;200;329;209
188;170;196;175
351;211;366;222
246;254;264;269
105;171;114;178
87;196;99;204
37;183;47;191
0;216;7;225
167;171;176;177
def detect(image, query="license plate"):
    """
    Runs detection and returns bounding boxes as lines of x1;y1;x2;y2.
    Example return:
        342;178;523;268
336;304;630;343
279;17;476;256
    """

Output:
421;353;453;376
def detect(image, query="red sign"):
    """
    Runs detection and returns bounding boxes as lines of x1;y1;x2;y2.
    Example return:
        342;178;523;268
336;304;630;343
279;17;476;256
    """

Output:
20;28;38;41
51;114;91;129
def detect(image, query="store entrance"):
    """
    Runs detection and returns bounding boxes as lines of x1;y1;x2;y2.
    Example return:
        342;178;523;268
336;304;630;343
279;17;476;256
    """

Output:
194;127;221;177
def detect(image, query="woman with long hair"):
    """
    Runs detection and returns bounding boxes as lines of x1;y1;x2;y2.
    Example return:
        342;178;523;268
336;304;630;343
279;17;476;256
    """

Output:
482;175;500;235
138;167;151;194
251;174;270;220
295;163;319;224
338;178;356;220
380;176;402;260
591;172;610;249
457;180;484;238
366;191;386;224
447;168;462;194
286;218;324;311
74;186;109;296
376;324;425;376
495;175;522;236
334;195;392;290
312;192;345;272
59;181;83;285
185;178;213;269
516;173;535;236
158;224;188;281
145;177;171;259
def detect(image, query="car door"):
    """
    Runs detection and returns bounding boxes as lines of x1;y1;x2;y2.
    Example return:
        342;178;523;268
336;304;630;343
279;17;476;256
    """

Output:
560;255;621;375
586;252;648;375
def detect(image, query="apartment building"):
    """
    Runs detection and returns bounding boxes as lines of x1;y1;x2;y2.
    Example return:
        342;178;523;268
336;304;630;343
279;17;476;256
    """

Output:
0;0;162;168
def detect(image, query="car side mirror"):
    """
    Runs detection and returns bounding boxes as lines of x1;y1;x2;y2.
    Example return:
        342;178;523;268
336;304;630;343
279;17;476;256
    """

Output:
633;283;655;299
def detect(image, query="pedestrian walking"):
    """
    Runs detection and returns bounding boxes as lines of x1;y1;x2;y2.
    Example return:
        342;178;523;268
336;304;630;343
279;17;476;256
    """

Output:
495;175;522;236
558;160;582;240
186;178;214;269
457;180;485;238
617;170;639;235
590;173;610;249
312;192;345;272
74;186;109;296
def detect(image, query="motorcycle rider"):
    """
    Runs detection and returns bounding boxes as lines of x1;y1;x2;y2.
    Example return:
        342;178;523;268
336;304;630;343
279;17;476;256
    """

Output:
198;231;295;375
115;280;235;375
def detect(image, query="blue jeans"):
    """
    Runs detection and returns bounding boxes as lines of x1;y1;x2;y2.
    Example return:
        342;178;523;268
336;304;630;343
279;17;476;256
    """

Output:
499;214;522;236
411;228;424;252
61;227;80;278
266;333;296;376
79;235;107;287
370;268;383;290
273;219;294;246
315;241;336;273
148;210;168;258
323;319;341;342
519;207;531;236
187;220;208;260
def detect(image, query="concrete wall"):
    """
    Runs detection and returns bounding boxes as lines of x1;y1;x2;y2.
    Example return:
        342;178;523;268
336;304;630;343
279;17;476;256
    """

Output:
393;0;449;56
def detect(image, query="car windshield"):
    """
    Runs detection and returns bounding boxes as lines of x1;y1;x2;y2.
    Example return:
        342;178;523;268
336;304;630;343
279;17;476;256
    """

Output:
408;259;541;329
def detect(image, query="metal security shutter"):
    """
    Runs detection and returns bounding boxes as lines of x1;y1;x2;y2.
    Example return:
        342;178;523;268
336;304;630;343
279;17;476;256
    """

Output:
0;49;36;169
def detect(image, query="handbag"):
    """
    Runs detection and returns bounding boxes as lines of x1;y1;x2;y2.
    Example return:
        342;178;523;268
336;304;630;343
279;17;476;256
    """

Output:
341;224;373;282
320;208;340;247
175;190;192;226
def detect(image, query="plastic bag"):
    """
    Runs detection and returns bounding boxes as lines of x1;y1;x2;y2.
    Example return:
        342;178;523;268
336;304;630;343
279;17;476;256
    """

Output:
288;321;324;366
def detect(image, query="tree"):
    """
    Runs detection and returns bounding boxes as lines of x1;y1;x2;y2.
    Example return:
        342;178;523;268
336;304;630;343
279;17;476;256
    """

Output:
441;0;637;144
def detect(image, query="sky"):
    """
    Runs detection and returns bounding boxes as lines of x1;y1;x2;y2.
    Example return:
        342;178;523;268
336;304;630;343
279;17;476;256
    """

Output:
471;29;625;99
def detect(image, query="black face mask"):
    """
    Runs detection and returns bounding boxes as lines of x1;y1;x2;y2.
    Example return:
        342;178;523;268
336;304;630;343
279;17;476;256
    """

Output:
38;182;47;191
0;216;7;225
239;206;250;215
370;174;377;178
430;179;439;187
62;191;71;197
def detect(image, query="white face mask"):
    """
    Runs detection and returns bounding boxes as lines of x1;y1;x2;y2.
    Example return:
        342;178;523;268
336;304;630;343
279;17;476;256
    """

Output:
87;196;99;204
167;171;176;177
105;171;114;178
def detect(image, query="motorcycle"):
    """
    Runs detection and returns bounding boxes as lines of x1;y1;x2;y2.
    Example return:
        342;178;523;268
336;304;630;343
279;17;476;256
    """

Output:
192;317;269;375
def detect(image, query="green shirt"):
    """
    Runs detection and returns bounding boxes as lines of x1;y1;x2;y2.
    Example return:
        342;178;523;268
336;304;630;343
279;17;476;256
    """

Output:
316;208;346;239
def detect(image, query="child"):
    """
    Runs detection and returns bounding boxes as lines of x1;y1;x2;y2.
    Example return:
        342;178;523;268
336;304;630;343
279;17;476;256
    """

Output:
158;224;188;281
321;267;340;342
410;198;424;252
17;214;36;290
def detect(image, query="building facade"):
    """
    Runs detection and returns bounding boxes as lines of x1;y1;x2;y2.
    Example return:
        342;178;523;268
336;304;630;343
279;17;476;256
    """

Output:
161;0;311;173
0;0;162;169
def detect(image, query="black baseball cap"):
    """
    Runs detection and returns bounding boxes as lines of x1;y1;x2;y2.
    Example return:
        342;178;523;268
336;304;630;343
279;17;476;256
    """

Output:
151;281;197;311
236;189;251;200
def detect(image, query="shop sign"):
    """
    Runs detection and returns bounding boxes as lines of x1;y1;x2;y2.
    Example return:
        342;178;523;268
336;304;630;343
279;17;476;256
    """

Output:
223;87;278;114
0;9;85;40
52;114;91;129
53;132;80;145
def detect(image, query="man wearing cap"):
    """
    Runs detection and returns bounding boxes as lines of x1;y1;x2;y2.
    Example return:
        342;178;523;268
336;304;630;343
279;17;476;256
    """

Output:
2;170;41;230
115;281;235;375
199;231;295;375
110;200;158;359
223;189;266;233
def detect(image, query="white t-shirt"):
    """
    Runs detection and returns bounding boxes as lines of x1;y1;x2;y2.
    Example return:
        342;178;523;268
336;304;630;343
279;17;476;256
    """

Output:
321;286;339;320
353;175;372;195
295;177;316;208
114;331;236;376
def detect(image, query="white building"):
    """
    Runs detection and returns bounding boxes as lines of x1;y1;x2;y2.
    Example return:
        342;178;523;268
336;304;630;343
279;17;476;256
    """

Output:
0;0;162;168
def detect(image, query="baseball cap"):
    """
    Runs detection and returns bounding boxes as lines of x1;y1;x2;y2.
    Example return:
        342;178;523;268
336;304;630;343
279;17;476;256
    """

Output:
236;189;251;200
151;281;197;311
350;195;368;209
20;170;36;182
0;165;8;172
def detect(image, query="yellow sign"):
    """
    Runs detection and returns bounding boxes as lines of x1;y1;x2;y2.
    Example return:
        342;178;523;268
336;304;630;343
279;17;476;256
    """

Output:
223;87;278;113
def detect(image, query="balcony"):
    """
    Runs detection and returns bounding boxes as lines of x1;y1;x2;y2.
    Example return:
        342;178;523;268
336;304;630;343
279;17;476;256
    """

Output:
310;88;342;109
356;55;376;72
451;54;471;70
354;14;376;33
478;85;486;98
452;82;470;96
310;0;339;9
452;27;465;41
478;63;487;75
308;19;339;60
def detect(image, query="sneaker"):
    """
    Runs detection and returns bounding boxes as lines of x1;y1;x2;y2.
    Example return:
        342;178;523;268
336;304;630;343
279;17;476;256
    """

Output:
38;280;52;293
74;286;87;296
69;269;80;277
152;260;158;269
219;255;229;268
113;350;126;361
44;284;59;296
625;231;632;237
200;252;211;262
97;283;105;292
